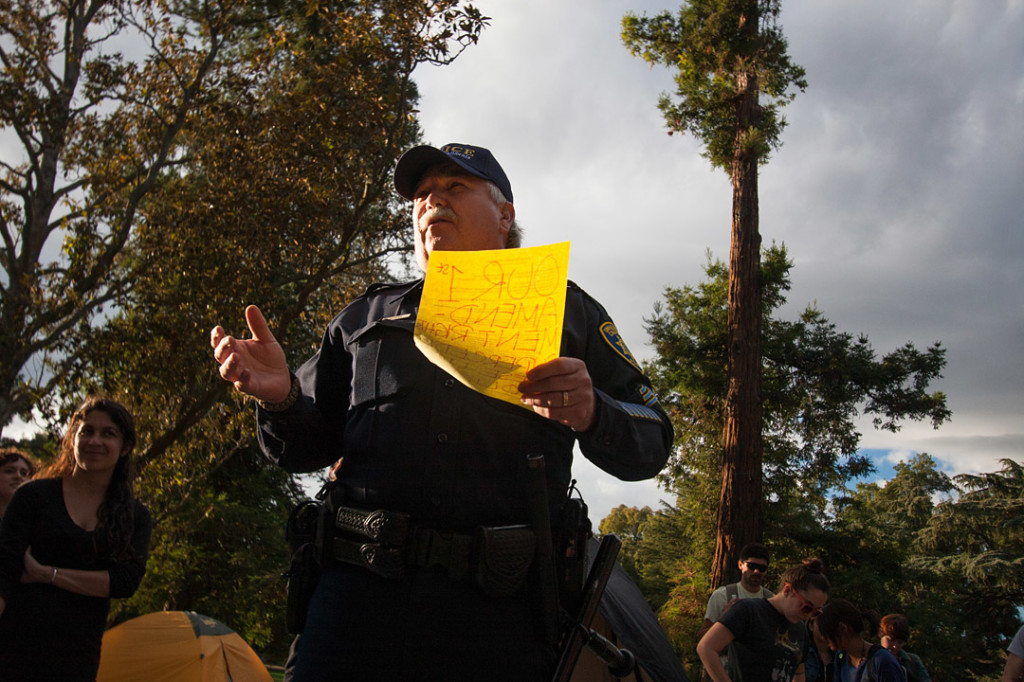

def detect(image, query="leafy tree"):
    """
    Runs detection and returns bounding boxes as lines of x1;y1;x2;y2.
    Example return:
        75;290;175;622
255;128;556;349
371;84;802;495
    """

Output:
634;245;948;668
623;0;809;586
599;504;654;580
907;458;1024;678
820;456;1023;680
0;0;488;436
117;443;304;659
824;454;955;628
917;458;1024;603
0;0;248;437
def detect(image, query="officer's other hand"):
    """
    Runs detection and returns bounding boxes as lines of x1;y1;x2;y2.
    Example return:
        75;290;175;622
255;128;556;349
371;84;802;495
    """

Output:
518;357;596;432
210;305;291;402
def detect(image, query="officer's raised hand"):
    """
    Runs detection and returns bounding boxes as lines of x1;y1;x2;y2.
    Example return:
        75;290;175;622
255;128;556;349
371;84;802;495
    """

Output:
210;305;291;402
518;357;597;433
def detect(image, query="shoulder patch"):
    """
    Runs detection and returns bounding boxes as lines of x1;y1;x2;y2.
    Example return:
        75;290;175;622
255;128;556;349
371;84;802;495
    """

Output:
600;321;642;372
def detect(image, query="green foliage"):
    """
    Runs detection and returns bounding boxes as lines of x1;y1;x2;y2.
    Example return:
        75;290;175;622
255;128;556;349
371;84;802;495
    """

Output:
116;444;305;659
917;458;1024;595
609;453;1024;680
644;245;949;533
599;504;653;580
0;0;488;434
624;1;809;583
622;0;807;169
906;459;1024;678
622;244;951;665
0;0;249;434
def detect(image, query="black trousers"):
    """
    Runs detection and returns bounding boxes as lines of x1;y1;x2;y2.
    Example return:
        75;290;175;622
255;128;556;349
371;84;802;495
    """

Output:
292;563;552;681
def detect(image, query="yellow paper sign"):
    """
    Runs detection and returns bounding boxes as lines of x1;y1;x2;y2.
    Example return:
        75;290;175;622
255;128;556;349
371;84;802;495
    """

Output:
414;242;570;408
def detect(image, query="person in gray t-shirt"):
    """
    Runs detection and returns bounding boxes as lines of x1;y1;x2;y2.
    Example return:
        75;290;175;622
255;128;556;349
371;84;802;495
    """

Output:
1003;624;1024;682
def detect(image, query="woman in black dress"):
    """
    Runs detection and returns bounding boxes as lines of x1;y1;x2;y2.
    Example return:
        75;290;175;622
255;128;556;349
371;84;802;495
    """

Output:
0;397;152;681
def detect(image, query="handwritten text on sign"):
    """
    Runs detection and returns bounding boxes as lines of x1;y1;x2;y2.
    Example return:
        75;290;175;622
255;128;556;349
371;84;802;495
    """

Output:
414;242;570;408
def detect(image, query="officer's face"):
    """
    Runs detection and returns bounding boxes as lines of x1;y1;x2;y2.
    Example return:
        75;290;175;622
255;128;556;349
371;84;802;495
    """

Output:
411;165;514;272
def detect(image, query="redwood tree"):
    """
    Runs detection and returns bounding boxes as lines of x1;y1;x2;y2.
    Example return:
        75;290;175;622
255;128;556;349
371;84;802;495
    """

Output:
623;0;807;586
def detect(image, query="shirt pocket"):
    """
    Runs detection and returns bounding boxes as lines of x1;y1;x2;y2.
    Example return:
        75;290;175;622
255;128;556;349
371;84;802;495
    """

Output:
347;315;426;407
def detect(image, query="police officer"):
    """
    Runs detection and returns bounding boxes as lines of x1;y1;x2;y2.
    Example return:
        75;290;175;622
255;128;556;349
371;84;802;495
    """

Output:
211;143;672;680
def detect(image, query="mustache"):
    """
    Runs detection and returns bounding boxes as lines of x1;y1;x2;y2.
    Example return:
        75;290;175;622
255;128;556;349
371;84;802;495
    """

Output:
421;207;457;227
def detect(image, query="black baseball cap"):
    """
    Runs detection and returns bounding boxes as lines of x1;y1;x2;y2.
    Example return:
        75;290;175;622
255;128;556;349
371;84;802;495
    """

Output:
394;143;513;204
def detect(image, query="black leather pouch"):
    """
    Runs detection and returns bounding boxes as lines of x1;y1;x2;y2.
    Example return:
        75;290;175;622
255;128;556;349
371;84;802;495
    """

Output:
473;525;536;598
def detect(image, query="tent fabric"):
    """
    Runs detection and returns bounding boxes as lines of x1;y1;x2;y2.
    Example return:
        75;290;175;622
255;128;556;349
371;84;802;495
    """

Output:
584;537;689;682
186;611;237;638
97;611;272;682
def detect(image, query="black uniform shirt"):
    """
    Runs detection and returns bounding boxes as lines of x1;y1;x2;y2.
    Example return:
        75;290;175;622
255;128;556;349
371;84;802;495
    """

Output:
258;279;672;529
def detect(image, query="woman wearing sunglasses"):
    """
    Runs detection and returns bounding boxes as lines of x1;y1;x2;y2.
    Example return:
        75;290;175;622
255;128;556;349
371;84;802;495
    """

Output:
698;556;831;681
816;599;905;682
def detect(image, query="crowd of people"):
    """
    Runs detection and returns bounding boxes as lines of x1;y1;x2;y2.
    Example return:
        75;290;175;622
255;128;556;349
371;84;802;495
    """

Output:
0;141;1021;682
693;542;923;682
694;542;1024;682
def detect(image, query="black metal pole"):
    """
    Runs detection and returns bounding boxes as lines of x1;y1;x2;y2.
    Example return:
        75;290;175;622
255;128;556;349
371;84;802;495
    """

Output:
526;454;561;648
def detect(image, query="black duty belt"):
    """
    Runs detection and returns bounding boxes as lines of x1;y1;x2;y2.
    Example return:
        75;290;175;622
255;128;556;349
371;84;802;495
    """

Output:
329;504;536;596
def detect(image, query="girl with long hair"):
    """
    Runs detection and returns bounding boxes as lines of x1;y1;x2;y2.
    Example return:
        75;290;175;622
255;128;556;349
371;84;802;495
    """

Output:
817;599;905;682
0;397;152;681
697;556;831;681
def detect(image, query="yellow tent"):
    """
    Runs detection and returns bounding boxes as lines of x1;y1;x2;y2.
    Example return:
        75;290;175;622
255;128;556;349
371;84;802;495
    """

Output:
97;611;272;682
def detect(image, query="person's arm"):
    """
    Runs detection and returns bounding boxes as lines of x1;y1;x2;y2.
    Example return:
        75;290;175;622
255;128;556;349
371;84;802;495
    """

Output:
542;285;673;480
697;622;735;682
22;503;152;599
22;547;110;597
255;314;352;473
518;357;597;433
696;617;715;642
215;304;346;473
0;483;36;608
697;588;728;641
1003;652;1024;682
792;662;805;682
106;503;152;598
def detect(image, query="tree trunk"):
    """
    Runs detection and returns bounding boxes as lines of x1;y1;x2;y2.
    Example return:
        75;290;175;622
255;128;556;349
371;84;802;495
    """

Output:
711;69;764;589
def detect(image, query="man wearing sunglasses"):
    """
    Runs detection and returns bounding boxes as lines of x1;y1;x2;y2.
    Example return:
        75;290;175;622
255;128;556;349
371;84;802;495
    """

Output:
697;543;774;676
699;543;774;639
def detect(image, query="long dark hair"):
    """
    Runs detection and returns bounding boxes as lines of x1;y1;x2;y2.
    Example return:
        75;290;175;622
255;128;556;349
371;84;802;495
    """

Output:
817;598;882;646
41;397;139;559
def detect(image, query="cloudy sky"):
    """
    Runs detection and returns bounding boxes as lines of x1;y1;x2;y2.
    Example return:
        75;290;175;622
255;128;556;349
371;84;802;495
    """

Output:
412;0;1024;519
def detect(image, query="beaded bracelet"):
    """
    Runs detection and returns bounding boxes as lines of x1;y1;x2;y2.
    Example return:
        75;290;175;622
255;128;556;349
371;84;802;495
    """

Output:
256;373;300;412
